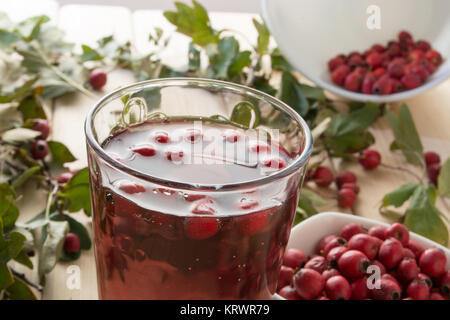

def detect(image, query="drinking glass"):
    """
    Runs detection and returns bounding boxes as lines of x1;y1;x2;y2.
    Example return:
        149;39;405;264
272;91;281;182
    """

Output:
85;78;312;299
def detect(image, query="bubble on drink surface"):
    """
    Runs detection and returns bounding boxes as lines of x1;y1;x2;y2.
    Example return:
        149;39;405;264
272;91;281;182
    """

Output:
121;97;148;127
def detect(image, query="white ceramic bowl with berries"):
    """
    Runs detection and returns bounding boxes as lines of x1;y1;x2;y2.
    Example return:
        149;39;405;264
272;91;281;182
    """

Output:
262;0;450;102
278;212;450;300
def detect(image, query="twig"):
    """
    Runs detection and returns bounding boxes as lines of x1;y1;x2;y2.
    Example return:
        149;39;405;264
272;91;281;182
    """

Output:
11;269;43;292
379;162;423;183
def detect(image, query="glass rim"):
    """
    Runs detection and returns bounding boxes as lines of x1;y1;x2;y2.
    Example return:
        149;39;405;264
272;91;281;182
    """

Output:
84;78;313;191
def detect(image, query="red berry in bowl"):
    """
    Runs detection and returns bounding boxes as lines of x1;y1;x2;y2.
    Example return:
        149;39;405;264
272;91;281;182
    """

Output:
387;41;402;57
277;266;294;290
331;65;351;86
378;237;404;269
370;260;386;275
397;257;419;283
371;278;401;300
385;223;409;246
340;223;366;241
328;55;346;72
317;234;339;255
344;70;363;92
438;270;450;297
366;52;382;69
403;248;416;259
31;140;49;159
401;73;422;90
424;151;440;167
409;65;429;82
406;279;430;300
427;163;441;185
351;277;370;300
338;250;370;278
425;50;443;66
368;225;387;240
89;69;107;90
184;217;218;240
347;55;365;69
32;119;50;140
304;255;328;274
327;246;348;268
278;286;301;300
373;67;386;79
407;49;425;62
325;275;351;300
323;237;347;256
312;166;334;187
337;188;356;208
322;268;341;282
64;233;81;253
348;234;380;260
419;248;447;277
398;30;413;42
406;240;424;260
359;149;381;170
416;273;433;288
293;268;325;300
381;273;400;287
372;75;392;95
415;40;431;52
361;72;376;94
340;183;359;194
283;248;308;270
429;291;446;300
387;60;405;79
371;44;385;53
335;171;357;189
389;78;404;93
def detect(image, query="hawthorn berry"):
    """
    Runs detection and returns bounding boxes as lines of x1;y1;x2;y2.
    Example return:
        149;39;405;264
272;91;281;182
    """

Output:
340;183;359;194
359;149;381;170
325;275;351;300
401;73;422;90
361;72;376;94
337;188;356;208
406;240;424;260
425;50;443;66
57;171;74;184
385;223;409;246
32;119;50;139
427;163;441;185
335;171;357;189
304;255;328;274
347;234;380;260
372;75;392;94
340;223;366;241
322;268;341;282
131;144;156;157
438;270;450;297
89;69;107;90
184;217;218;240
326;246;348;268
328;55;346;72
312;166;334;187
378;237;404;269
323;237;347;256
64;233;81;253
277;266;294;290
424;151;440;167
371;278;401;300
397;257;419;283
31;140;49;159
283;248;308;270
368;225;387;240
407;279;430;300
351;277;370;300
293;268;325;300
316;234;339;254
419;248;447;277
338;250;370;278
278;286;301;300
331;65;351;86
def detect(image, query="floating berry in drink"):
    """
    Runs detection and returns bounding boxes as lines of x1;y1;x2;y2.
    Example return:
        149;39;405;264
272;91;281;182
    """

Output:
153;131;170;143
166;148;184;163
237;198;259;210
117;180;146;194
191;198;216;215
131;144;156;156
238;211;269;236
248;141;271;153
184;217;218;240
263;157;287;170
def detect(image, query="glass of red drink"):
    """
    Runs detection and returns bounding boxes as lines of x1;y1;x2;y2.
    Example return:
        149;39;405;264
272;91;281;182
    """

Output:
85;78;312;299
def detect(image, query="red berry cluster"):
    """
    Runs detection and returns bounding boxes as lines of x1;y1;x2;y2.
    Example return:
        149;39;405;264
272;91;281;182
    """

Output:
277;222;449;300
30;119;50;160
328;31;443;95
424;151;442;185
307;149;381;208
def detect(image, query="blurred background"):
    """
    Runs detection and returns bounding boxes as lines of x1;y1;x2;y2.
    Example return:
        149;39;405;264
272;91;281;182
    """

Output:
55;0;259;12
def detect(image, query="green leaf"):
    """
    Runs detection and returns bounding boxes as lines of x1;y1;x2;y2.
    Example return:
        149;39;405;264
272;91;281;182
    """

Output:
252;18;270;56
0;230;26;264
228;50;251;77
1;127;40;143
0;184;19;229
404;186;448;246
253;77;277;96
438;158;450;198
0;103;22;131
382;182;419;208
5;276;37;300
213;36;239;79
11;166;41;189
54;214;91;251
0;30;20;48
279;71;309;116
163;0;218;46
386;104;424;166
326;103;379;137
13;251;33;269
298;84;326;101
0;263;13;290
80;44;102;62
271;48;293;71
39;220;69;278
16;15;50;39
18;95;47;120
59;168;91;216
47;140;77;165
324;131;375;156
301;189;327;207
230;102;260;128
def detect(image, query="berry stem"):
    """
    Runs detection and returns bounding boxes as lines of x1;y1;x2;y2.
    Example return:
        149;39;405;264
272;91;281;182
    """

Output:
11;268;43;292
379;162;423;182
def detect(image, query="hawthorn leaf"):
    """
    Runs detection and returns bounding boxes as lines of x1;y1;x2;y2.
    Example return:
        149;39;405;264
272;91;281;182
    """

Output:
438;158;450;198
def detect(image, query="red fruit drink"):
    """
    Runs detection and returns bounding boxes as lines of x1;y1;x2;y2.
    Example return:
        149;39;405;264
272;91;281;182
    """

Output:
88;119;302;299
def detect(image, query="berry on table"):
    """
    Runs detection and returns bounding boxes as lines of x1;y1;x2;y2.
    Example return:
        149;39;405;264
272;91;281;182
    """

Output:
32;119;50;139
359;149;381;170
337;188;356;208
427;163;441;185
424;151;440;167
340;182;359;194
89;69;107;90
419;248;447;277
335;171;357;189
325;275;351;300
31;140;49;159
64;233;81;253
293;268;325;300
312;166;334;187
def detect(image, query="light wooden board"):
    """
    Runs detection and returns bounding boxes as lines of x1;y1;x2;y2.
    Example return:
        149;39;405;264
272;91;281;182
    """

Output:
4;2;450;300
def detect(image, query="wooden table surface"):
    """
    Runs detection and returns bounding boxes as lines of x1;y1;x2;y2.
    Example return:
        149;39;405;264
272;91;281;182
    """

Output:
4;0;450;300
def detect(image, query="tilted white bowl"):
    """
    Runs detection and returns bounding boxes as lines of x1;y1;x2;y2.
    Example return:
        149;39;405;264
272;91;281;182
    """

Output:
287;212;450;267
262;0;450;102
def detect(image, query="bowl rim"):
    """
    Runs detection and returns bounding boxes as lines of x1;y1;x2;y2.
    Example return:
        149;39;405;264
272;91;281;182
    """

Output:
261;0;450;103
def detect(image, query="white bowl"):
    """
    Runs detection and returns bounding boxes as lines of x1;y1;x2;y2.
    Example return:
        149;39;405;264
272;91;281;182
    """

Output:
287;212;450;267
262;0;450;102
